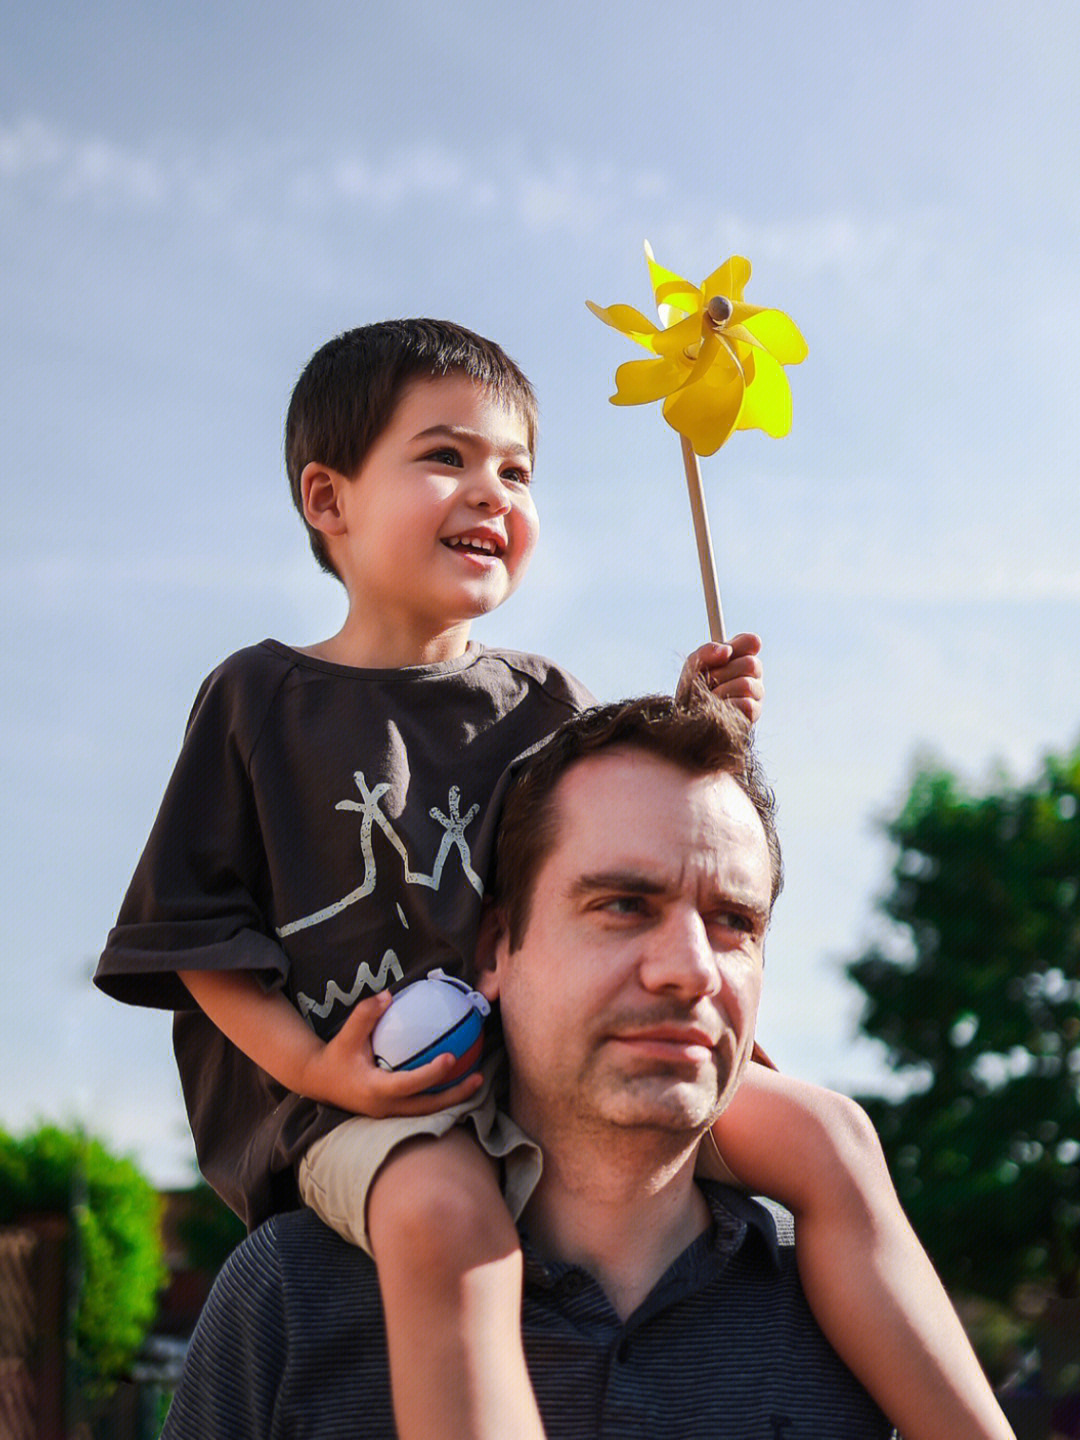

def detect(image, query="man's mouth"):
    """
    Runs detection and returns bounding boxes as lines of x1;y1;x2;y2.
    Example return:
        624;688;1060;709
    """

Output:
609;1024;719;1062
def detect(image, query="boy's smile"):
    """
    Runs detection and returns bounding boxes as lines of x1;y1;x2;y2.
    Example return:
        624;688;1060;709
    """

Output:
307;374;538;666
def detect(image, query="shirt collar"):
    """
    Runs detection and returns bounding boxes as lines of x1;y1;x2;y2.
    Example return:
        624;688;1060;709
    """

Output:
521;1179;783;1299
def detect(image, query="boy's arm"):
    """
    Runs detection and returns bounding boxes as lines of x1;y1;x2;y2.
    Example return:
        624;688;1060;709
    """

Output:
677;633;763;723
179;969;482;1118
712;1066;1015;1440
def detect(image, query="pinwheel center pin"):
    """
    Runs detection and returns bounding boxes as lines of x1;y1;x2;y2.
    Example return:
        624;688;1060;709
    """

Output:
705;295;733;327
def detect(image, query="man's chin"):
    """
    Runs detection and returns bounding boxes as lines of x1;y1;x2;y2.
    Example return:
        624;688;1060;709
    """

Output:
598;1072;725;1135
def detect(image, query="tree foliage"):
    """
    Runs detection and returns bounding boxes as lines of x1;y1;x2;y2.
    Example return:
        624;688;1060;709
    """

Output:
0;1125;167;1384
175;1178;246;1275
847;745;1080;1302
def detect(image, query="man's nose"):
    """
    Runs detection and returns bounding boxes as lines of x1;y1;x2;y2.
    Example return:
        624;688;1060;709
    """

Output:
638;908;721;999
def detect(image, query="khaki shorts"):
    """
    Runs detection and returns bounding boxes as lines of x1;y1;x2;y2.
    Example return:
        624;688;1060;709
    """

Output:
297;1056;543;1254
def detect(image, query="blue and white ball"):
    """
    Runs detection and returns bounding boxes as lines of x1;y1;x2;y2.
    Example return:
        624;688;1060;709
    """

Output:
372;968;490;1094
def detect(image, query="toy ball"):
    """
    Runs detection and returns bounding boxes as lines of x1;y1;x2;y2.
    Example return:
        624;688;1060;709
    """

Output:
372;969;490;1093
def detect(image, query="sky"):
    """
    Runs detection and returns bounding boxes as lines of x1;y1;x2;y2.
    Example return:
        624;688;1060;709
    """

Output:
2;0;1077;1186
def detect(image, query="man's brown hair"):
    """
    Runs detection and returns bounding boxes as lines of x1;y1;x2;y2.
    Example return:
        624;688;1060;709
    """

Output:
285;318;539;575
492;685;783;950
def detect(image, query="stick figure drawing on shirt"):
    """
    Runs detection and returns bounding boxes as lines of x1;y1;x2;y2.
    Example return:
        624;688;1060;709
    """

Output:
277;773;482;940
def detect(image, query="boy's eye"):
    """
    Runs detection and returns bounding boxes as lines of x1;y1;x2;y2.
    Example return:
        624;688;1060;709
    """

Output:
427;447;463;466
501;466;531;487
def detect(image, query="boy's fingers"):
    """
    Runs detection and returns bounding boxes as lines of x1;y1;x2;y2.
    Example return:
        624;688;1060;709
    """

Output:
727;631;762;656
400;1070;485;1115
687;642;732;669
370;1065;484;1116
372;1049;463;1096
702;655;762;680
337;990;393;1043
699;669;764;701
710;674;764;696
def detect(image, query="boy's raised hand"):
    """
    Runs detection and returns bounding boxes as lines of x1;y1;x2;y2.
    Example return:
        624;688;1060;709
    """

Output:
676;632;764;723
300;991;485;1118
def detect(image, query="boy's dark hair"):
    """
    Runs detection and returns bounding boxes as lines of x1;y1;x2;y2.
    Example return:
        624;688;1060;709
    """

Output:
492;684;783;952
285;319;539;575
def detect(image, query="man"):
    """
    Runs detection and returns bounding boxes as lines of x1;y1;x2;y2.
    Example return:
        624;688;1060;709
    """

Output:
162;692;894;1439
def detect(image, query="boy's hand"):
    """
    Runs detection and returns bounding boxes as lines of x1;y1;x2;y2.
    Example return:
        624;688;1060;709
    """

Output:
676;633;764;723
299;992;484;1118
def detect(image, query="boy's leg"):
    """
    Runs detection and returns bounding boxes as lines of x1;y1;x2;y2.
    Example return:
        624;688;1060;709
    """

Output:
711;1064;1015;1440
297;1083;546;1440
367;1128;545;1440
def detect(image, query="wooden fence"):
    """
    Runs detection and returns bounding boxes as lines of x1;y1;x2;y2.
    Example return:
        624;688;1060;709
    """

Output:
0;1219;67;1440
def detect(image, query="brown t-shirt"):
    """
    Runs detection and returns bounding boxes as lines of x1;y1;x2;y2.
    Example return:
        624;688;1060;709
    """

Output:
95;641;594;1226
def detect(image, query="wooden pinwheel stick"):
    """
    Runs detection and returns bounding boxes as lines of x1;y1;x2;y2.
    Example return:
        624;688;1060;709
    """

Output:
680;434;726;643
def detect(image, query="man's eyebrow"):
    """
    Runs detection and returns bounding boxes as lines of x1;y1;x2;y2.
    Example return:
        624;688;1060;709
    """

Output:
411;423;531;458
569;870;669;897
727;895;772;928
571;870;771;925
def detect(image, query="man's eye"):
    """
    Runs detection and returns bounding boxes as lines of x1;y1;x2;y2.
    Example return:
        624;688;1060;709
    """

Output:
600;895;647;916
705;910;748;933
712;911;754;934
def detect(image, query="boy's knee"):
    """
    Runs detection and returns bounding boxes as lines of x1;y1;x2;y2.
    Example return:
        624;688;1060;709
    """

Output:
808;1091;895;1219
821;1092;886;1168
367;1133;512;1266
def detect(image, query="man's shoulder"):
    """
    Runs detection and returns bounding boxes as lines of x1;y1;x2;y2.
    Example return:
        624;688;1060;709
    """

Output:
244;1207;375;1276
163;1210;393;1439
207;1211;383;1344
697;1185;895;1437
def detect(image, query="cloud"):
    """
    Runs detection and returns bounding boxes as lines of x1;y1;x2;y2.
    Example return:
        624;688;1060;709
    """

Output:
0;113;925;267
0;116;168;208
0;550;325;606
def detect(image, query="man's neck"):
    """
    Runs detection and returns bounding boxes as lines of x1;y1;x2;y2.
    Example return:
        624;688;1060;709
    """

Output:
520;1133;711;1321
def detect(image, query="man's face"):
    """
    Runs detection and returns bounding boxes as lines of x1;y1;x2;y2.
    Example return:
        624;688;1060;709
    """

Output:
482;749;771;1147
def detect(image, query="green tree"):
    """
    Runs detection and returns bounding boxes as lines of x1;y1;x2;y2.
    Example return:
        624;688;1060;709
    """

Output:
0;1125;167;1386
847;744;1080;1303
175;1178;246;1275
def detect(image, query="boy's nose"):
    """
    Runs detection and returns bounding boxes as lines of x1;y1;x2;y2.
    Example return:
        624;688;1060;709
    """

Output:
466;467;511;513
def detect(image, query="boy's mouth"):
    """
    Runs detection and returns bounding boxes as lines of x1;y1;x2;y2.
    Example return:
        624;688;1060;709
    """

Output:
442;531;506;557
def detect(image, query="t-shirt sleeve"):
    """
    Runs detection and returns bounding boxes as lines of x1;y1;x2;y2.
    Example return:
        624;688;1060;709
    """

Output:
94;655;290;1010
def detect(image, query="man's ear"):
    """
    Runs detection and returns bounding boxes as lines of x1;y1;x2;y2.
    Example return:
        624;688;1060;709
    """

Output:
301;462;349;538
474;902;508;1003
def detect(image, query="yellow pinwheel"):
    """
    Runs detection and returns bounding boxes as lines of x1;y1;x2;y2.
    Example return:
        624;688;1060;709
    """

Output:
588;243;807;642
588;243;807;457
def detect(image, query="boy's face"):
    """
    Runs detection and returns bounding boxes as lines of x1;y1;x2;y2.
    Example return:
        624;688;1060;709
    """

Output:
332;374;539;655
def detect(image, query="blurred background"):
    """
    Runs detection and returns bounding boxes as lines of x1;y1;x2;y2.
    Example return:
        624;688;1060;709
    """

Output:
1;1;1077;1432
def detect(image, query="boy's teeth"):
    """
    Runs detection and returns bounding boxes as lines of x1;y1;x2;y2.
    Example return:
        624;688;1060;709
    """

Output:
448;537;498;553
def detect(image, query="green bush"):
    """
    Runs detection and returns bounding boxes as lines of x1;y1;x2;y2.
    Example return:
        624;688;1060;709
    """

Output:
175;1178;247;1275
0;1125;167;1385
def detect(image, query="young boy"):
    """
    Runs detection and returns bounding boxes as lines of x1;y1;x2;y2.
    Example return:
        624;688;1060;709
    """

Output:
96;320;1012;1440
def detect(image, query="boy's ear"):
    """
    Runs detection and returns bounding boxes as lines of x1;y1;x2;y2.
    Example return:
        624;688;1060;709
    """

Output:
301;462;349;538
474;902;507;1003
